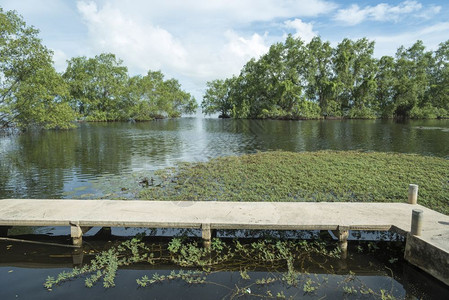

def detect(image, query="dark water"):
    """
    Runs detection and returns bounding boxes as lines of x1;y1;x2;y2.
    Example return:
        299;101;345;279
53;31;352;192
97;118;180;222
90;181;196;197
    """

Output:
1;236;449;300
1;118;448;199
1;118;449;299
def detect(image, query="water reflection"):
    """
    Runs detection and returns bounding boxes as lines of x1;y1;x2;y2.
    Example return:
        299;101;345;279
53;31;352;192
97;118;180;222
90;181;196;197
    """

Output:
0;118;448;199
1;238;448;300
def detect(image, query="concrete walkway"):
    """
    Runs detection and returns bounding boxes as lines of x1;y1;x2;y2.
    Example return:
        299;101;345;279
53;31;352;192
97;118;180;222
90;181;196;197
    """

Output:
0;199;444;229
0;199;448;285
0;199;448;233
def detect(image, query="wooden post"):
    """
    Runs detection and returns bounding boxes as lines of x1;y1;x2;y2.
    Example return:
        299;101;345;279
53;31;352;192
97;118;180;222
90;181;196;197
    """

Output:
202;223;215;248
408;184;418;204
338;228;349;259
72;248;84;266
69;221;91;246
411;209;423;236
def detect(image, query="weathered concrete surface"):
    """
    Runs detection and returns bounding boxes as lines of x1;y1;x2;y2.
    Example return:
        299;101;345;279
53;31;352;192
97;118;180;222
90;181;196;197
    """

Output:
1;199;449;285
404;233;449;286
1;200;447;232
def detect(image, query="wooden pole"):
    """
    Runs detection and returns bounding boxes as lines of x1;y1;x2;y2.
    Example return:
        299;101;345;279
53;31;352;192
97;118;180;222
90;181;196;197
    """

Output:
411;209;423;236
338;229;349;259
202;223;214;248
69;221;92;246
408;184;418;204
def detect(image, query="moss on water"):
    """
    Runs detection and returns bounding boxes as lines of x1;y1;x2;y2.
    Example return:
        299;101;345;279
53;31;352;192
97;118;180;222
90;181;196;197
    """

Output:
139;151;449;215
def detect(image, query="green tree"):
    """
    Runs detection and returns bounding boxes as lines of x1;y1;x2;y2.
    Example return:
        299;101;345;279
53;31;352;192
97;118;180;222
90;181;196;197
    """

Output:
128;70;197;120
305;37;336;116
203;35;449;120
274;35;307;113
202;78;233;118
375;56;396;118
393;41;431;118
0;8;76;129
63;53;129;121
224;36;317;119
159;77;197;117
333;38;377;118
427;40;449;116
230;58;267;118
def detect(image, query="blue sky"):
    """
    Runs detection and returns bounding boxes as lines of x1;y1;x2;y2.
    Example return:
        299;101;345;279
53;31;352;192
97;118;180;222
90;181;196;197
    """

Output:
1;0;448;100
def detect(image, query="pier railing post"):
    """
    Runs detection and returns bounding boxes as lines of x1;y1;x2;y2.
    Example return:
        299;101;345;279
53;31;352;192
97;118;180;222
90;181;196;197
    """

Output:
411;209;423;236
408;184;418;204
70;221;92;246
202;223;216;248
337;227;349;259
70;222;83;246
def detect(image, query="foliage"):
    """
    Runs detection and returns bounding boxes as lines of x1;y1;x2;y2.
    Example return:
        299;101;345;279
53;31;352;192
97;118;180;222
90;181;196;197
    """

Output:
127;71;197;121
393;41;431;118
375;56;396;118
44;238;153;289
409;104;438;119
428;40;449;111
346;106;377;119
44;236;407;298
0;8;76;129
64;57;198;122
201;78;234;117
46;237;340;291
202;35;449;120
1;8;195;130
333;38;377;112
140;151;449;214
64;53;129;121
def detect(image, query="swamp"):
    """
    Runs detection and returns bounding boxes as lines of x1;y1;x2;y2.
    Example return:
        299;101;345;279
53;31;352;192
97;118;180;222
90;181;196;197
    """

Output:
1;118;449;299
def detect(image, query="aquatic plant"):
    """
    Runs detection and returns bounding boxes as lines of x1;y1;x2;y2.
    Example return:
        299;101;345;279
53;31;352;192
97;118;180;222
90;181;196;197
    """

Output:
44;237;407;299
139;151;449;214
44;238;153;289
136;270;206;287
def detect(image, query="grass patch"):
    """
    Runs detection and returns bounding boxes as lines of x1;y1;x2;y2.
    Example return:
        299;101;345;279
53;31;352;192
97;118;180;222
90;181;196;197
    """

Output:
139;151;449;215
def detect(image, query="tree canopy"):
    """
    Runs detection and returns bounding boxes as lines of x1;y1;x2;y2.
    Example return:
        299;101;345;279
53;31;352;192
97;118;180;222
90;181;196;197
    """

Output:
0;8;197;130
0;8;75;129
202;34;449;120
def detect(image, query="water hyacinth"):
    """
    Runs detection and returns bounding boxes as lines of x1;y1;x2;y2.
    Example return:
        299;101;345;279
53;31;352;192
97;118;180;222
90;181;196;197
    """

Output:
140;151;449;214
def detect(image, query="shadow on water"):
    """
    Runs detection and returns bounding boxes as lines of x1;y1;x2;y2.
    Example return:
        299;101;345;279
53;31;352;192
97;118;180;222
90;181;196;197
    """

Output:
1;231;448;300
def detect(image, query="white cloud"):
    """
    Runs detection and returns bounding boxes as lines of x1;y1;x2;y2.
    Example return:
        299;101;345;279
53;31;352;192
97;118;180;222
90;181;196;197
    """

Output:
77;1;187;73
75;0;273;99
416;5;442;19
334;1;438;26
284;19;317;42
96;0;337;25
224;31;269;60
373;22;449;57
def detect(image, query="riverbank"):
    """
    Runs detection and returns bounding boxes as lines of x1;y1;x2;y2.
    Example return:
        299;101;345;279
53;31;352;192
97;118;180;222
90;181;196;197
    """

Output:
139;151;449;215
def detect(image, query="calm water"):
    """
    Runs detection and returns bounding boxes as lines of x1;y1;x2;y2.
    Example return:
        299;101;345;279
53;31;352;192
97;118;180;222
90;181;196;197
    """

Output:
1;118;449;299
1;118;449;199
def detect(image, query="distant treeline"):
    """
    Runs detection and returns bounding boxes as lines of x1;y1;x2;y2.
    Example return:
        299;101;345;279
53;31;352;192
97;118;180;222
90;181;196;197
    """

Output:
202;35;449;120
0;8;197;130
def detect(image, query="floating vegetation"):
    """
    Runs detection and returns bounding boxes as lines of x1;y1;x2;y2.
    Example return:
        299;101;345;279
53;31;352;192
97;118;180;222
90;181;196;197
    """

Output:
414;126;449;132
139;151;449;214
44;238;153;288
44;237;407;299
62;171;159;200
